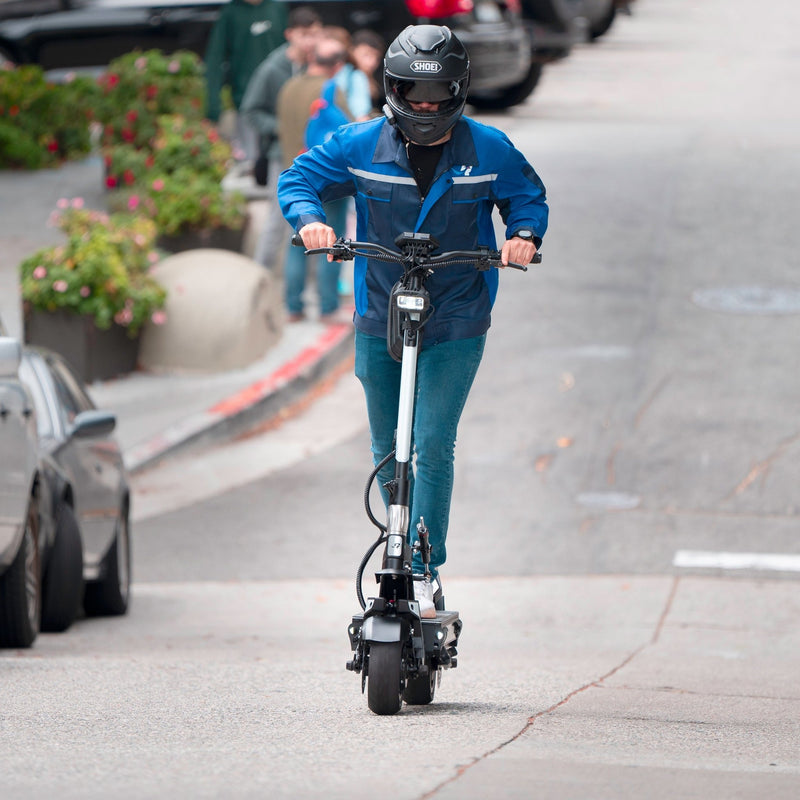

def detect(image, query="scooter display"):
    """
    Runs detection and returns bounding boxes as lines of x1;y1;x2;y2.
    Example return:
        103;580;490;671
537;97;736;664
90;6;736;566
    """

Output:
295;231;538;714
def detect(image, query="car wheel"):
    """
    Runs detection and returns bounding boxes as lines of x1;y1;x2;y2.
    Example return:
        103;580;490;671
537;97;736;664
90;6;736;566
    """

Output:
84;508;130;617
41;504;84;633
0;496;41;648
589;4;616;39
467;63;544;111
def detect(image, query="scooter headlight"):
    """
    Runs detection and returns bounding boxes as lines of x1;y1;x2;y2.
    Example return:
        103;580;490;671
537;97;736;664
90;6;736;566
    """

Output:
396;293;428;312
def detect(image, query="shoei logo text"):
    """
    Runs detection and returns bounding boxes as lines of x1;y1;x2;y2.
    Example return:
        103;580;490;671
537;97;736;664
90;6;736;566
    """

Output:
410;61;442;73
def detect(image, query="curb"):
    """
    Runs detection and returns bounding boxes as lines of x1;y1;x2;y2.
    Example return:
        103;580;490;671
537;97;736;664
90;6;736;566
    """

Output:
125;321;354;474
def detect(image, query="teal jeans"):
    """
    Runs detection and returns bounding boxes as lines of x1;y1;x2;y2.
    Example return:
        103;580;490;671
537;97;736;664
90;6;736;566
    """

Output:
354;329;486;578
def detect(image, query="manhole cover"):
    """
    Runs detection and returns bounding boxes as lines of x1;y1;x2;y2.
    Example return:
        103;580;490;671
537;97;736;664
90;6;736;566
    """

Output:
692;286;800;315
576;492;641;511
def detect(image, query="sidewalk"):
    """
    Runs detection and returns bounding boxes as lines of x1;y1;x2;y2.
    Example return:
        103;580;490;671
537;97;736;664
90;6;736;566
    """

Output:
0;156;355;474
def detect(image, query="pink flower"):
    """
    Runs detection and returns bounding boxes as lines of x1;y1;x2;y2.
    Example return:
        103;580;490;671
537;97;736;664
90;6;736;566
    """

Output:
148;251;159;264
53;280;68;293
56;198;69;209
33;266;47;280
135;57;147;71
128;194;140;211
152;178;165;191
71;197;84;209
114;308;133;326
151;310;167;325
168;60;180;73
80;286;90;297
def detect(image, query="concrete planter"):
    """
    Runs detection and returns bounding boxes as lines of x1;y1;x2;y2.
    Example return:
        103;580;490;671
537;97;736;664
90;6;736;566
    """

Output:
156;225;246;255
24;309;140;383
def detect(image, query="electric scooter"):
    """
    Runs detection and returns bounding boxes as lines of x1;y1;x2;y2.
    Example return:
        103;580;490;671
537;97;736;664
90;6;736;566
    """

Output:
296;231;538;714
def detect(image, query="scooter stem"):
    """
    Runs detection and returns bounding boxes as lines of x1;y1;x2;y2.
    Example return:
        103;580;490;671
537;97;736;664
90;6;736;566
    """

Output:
384;337;419;570
395;338;419;465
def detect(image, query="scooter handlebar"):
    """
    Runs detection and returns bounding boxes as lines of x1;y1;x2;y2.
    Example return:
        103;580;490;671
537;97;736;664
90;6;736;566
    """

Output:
291;234;542;269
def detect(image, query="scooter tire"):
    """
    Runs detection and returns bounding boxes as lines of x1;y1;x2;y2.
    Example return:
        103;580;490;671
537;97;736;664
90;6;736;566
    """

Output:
403;667;436;705
367;641;403;715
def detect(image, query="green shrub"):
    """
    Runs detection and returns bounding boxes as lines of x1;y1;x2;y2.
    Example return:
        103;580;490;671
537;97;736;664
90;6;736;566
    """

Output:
0;64;98;169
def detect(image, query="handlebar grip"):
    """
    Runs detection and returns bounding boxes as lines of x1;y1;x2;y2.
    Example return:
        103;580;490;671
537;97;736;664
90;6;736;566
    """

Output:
532;252;542;264
291;233;304;247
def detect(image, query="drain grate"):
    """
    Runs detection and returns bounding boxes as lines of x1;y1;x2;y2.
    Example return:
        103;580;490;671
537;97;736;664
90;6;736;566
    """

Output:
692;286;800;315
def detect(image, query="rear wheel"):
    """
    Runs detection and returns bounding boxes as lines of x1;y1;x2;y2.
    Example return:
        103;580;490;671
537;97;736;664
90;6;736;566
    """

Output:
403;666;436;705
84;509;130;617
367;641;404;715
41;504;84;633
0;497;41;648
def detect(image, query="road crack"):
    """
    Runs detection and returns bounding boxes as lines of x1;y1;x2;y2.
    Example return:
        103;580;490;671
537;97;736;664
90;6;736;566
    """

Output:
726;431;800;500
417;576;680;800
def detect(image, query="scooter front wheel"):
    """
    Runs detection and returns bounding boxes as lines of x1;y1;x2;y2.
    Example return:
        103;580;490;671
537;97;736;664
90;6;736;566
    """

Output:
367;641;404;715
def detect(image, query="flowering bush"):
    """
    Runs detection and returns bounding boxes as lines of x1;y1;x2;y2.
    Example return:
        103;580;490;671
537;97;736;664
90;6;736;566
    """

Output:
104;113;231;188
96;50;206;150
20;199;167;336
0;63;100;169
105;114;247;235
132;169;248;236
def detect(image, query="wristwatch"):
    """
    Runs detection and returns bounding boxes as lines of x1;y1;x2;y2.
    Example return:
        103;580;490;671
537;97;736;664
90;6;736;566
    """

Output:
511;228;536;241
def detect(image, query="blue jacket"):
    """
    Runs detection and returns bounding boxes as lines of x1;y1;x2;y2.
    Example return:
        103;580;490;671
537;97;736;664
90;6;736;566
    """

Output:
277;115;549;344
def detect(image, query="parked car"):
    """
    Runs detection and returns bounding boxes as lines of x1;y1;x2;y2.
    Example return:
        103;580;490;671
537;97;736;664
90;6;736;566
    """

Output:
0;0;539;110
18;346;131;630
0;0;222;70
0;335;41;648
521;0;626;66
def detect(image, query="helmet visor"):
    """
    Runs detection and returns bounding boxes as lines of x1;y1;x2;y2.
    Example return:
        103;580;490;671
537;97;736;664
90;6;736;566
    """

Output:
397;79;461;104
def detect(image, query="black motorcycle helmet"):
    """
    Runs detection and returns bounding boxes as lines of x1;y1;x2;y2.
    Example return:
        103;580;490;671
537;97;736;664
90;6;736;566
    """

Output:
384;25;470;145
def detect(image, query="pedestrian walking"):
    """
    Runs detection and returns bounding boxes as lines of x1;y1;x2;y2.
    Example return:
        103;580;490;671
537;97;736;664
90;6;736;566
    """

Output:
276;34;353;322
240;6;323;269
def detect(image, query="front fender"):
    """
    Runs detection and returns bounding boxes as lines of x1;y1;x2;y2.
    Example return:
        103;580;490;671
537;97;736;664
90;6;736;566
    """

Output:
361;615;405;644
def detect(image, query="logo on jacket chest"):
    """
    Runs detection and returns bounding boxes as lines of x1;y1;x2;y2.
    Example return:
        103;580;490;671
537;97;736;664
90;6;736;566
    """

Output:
251;21;272;36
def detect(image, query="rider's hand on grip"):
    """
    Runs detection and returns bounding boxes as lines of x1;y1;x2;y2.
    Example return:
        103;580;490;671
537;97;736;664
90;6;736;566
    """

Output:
297;222;337;261
501;236;538;269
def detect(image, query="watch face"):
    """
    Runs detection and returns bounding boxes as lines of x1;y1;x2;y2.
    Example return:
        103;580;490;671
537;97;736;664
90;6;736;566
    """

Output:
514;229;534;240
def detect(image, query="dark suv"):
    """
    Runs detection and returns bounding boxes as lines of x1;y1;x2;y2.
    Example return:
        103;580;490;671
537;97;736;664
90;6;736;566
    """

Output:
0;0;539;110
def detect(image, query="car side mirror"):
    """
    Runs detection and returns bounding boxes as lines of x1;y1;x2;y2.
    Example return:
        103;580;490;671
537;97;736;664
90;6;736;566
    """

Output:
71;409;117;439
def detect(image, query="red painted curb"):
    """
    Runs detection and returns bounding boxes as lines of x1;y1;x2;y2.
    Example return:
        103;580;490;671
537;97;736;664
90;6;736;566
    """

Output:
126;321;353;472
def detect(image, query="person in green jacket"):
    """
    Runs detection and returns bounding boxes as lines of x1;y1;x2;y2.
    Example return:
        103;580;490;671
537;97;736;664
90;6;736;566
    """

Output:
204;0;288;158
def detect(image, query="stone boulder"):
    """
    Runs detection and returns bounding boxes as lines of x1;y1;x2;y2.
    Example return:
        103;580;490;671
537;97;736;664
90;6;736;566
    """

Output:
140;248;282;372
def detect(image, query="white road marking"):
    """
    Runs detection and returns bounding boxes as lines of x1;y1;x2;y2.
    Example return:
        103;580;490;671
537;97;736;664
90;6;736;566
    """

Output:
673;550;800;572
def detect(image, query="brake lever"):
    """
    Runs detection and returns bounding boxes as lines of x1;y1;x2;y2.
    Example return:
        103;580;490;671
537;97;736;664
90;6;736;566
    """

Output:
507;251;543;270
290;233;354;261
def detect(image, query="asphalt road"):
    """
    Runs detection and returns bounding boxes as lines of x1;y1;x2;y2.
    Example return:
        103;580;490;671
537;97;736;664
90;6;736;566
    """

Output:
3;1;800;797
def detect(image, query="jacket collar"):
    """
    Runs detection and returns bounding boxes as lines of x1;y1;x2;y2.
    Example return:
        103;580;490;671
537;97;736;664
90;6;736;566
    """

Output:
373;118;478;171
